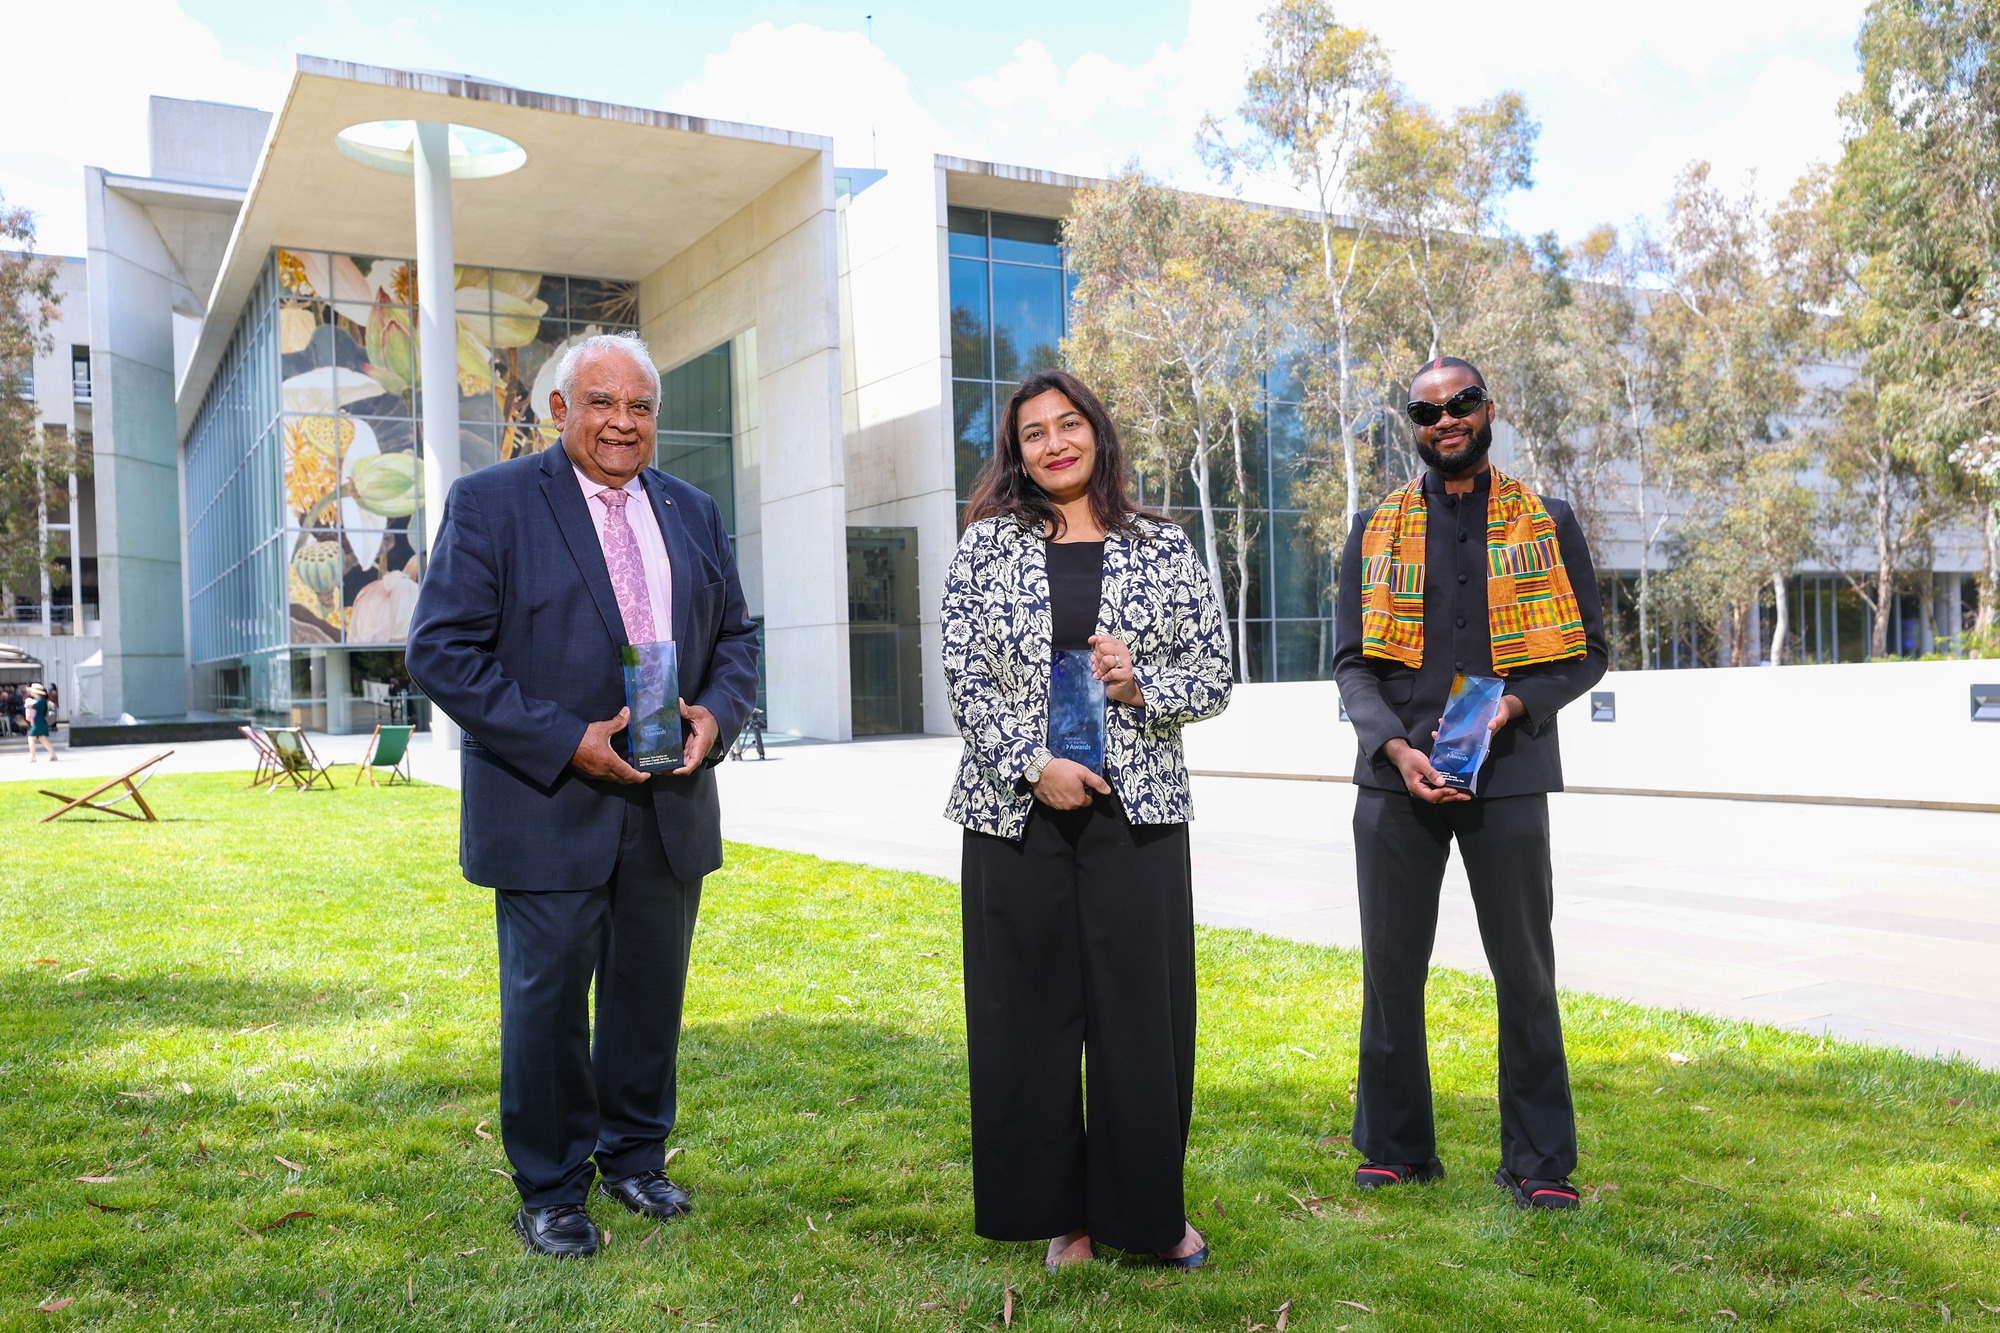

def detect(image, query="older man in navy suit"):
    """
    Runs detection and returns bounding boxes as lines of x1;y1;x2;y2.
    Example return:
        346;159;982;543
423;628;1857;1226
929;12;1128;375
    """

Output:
408;331;759;1257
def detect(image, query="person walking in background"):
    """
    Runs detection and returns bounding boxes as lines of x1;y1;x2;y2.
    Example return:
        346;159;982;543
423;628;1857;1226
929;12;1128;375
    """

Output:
24;683;56;761
1332;356;1607;1211
0;684;16;737
406;331;760;1258
943;369;1232;1272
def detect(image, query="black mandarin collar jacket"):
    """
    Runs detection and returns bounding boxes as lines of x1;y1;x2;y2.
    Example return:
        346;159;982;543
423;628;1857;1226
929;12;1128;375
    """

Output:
1331;470;1607;797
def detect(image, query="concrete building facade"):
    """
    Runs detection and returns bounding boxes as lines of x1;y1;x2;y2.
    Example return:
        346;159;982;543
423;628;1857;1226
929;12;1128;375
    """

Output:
17;57;1989;742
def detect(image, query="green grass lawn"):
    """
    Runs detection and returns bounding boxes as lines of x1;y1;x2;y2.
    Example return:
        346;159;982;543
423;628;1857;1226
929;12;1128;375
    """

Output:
0;772;1996;1331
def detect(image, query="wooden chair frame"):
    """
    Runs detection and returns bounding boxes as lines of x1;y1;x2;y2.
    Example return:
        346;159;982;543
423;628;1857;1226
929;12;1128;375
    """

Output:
38;751;175;823
264;727;336;792
240;724;282;788
354;724;415;787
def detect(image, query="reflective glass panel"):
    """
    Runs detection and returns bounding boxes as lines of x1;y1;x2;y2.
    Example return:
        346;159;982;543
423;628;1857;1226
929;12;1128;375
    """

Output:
991;263;1063;382
947;206;987;258
991;212;1061;266
953;381;994;504
949;258;991;380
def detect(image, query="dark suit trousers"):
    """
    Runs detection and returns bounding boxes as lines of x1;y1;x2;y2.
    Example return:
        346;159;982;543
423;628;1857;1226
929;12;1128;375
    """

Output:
494;794;702;1207
960;796;1195;1255
1351;787;1576;1180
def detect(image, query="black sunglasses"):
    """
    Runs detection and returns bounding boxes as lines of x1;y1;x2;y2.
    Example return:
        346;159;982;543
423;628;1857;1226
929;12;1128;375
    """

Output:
1405;384;1489;427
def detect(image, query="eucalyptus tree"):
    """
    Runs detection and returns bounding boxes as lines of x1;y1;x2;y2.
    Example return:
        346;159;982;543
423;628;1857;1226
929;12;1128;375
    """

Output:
0;196;75;601
1199;0;1391;529
1647;163;1814;666
1064;171;1290;680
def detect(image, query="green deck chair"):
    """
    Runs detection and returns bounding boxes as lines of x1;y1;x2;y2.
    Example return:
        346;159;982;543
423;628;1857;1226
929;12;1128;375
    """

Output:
355;724;415;787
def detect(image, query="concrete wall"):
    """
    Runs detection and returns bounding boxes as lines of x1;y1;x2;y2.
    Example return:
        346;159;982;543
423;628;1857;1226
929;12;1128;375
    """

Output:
1181;660;2000;811
639;154;852;740
836;162;958;734
83;168;192;719
149;96;271;189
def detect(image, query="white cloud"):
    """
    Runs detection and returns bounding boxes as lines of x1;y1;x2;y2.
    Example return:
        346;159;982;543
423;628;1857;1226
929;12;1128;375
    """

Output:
0;0;287;256
1532;52;1854;238
664;22;958;173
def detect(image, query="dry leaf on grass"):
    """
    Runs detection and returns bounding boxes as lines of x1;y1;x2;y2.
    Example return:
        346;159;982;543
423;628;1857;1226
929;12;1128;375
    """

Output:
473;1122;492;1141
1003;1283;1016;1328
455;1248;484;1257
177;1082;193;1095
275;1155;305;1172
664;1147;683;1166
838;1095;863;1105
1274;1297;1293;1329
235;1221;260;1239
1666;1052;1691;1064
1715;1311;1738;1321
74;1175;118;1184
36;1298;73;1313
116;1091;153;1101
488;1168;512;1179
1437;1261;1464;1269
1141;1278;1181;1289
84;1197;123;1213
1334;1300;1373;1312
259;1211;314;1232
639;1225;663;1251
438;1103;466;1111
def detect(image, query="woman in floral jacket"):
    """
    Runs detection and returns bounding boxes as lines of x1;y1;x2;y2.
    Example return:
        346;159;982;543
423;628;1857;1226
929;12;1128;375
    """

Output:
943;368;1231;1273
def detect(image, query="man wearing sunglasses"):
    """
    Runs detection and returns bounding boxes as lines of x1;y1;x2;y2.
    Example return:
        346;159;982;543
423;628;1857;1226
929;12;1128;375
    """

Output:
1331;355;1607;1212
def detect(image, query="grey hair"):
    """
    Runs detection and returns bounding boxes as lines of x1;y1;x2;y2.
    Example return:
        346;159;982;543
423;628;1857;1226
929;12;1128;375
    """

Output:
552;330;661;405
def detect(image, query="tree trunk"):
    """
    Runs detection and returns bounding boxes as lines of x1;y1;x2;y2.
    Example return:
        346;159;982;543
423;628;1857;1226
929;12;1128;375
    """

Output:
1977;500;1999;639
1872;434;1894;660
1631;393;1652;670
1186;392;1233;672
1228;403;1255;683
1716;604;1734;668
1770;570;1789;666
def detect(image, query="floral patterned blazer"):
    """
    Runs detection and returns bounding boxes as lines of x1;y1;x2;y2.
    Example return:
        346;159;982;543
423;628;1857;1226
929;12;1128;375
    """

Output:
942;514;1233;838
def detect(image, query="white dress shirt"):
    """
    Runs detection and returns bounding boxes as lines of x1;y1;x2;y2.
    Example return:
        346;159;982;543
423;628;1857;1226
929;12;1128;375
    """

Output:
573;464;674;644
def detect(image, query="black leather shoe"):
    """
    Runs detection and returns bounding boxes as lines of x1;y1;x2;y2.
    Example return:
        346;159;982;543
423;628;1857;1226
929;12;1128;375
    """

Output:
513;1203;601;1257
1356;1157;1445;1190
599;1169;694;1221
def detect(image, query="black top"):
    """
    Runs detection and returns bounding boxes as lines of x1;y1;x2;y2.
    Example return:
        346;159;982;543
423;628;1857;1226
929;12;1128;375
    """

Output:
1045;541;1105;652
1331;470;1607;797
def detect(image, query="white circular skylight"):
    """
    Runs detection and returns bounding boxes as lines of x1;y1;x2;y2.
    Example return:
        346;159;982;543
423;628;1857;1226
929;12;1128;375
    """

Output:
334;121;527;179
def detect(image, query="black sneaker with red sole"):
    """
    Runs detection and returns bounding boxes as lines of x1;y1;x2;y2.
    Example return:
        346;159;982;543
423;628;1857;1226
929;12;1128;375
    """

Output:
1354;1157;1445;1190
1495;1168;1581;1210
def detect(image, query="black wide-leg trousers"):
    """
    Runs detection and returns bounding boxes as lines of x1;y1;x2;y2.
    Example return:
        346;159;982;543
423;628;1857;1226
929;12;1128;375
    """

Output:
494;794;702;1207
961;796;1195;1255
1350;786;1576;1180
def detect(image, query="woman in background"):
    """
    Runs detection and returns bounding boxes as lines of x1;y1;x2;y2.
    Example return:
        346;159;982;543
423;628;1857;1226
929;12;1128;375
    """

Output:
24;683;56;761
942;368;1231;1271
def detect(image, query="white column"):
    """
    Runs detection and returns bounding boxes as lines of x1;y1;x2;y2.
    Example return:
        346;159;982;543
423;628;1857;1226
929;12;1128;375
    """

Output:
414;121;462;753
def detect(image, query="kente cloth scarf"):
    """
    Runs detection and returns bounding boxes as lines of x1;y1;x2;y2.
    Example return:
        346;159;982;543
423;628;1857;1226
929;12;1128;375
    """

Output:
1359;468;1586;676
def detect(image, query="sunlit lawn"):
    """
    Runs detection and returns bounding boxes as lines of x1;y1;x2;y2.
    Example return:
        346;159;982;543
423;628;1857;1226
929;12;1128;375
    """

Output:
0;771;1996;1331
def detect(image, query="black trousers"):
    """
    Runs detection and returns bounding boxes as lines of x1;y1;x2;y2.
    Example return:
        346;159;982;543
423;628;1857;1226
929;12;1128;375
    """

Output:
493;794;702;1207
961;796;1195;1254
1350;786;1576;1180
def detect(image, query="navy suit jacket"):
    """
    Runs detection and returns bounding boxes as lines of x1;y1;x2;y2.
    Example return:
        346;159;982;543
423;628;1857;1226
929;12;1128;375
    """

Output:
406;444;760;890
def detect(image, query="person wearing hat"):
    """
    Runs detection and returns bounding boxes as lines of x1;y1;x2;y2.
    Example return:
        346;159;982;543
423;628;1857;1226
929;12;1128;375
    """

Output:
24;683;56;761
1332;355;1606;1211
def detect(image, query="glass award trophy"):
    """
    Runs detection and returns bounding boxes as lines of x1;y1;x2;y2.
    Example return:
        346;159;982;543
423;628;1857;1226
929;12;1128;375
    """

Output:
620;640;684;771
1429;673;1506;791
1048;649;1107;772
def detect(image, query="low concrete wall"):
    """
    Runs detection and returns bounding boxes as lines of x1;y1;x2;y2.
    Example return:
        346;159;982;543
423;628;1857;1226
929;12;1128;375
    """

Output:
1182;660;2000;812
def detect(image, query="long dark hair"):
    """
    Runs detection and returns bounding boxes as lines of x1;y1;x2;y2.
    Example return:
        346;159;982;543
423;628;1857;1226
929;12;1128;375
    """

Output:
964;369;1157;539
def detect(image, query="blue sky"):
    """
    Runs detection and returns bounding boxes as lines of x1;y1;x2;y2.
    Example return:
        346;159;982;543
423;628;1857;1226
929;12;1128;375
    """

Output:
5;0;1868;259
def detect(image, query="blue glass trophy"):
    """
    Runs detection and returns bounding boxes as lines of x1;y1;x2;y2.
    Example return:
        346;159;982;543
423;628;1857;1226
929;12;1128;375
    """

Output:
1429;673;1505;791
621;640;683;771
1048;649;1106;772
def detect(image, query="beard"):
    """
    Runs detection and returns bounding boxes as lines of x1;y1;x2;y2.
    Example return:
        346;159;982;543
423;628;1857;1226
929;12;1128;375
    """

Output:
1416;418;1494;474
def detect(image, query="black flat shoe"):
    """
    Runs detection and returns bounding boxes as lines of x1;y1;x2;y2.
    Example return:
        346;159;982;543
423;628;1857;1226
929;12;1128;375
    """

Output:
599;1169;694;1221
513;1203;600;1257
1355;1157;1445;1190
1159;1243;1210;1269
1495;1168;1581;1210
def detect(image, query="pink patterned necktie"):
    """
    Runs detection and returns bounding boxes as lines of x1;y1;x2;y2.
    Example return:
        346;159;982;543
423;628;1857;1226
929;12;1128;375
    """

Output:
593;488;657;643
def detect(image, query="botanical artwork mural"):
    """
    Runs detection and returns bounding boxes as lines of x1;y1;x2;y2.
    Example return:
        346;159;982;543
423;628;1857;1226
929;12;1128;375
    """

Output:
273;248;636;645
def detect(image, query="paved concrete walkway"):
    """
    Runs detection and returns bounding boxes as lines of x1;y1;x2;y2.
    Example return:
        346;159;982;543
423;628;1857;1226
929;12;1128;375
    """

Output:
7;728;1995;1067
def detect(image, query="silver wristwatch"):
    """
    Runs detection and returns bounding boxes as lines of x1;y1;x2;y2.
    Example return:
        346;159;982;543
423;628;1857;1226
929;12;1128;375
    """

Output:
1024;746;1056;785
